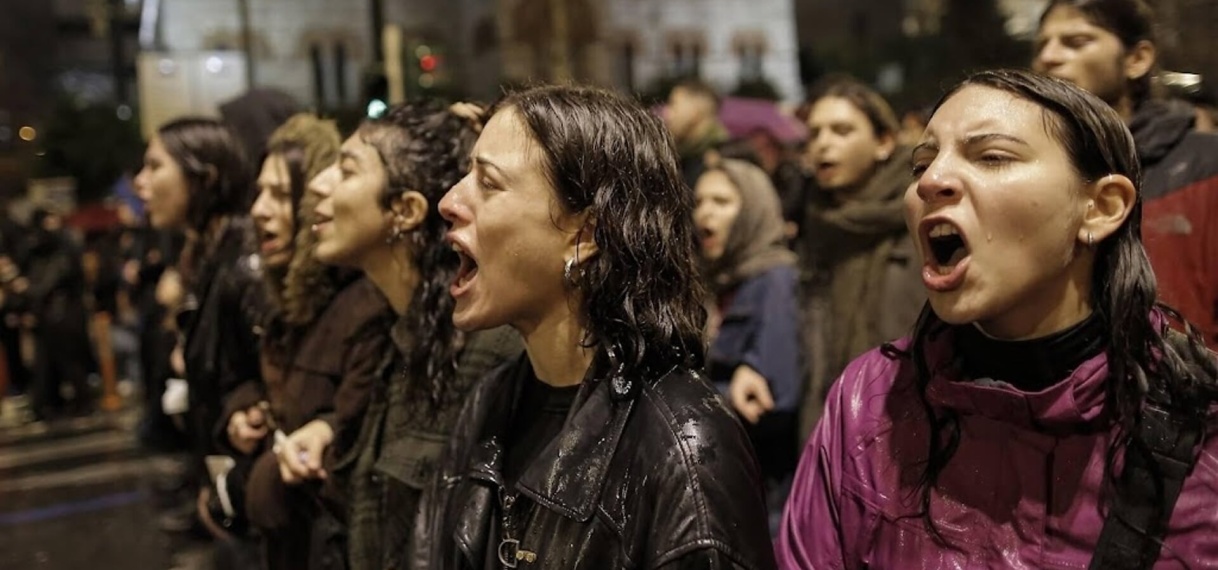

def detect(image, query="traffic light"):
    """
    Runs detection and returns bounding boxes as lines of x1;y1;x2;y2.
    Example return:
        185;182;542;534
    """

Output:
409;43;445;94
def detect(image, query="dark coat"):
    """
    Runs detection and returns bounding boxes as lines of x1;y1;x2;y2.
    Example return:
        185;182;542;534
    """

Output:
410;354;778;570
335;325;521;570
228;278;393;570
178;217;266;456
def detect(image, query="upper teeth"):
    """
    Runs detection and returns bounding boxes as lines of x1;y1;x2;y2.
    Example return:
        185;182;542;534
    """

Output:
929;223;959;238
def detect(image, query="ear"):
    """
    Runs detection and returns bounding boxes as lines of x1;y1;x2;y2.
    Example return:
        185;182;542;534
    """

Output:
564;215;600;268
875;133;897;162
387;190;429;233
1079;174;1136;245
1123;40;1156;82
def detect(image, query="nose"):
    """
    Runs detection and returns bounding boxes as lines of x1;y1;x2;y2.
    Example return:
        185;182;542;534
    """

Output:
308;164;338;198
1034;38;1065;72
914;157;963;204
250;190;271;220
438;173;469;224
133;168;150;201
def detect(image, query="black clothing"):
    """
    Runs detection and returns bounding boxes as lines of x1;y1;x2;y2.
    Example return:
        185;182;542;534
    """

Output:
503;370;579;487
24;228;95;415
412;353;777;570
176;218;265;457
955;314;1107;393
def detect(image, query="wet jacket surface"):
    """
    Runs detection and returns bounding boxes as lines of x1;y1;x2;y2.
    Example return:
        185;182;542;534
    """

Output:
1131;100;1218;349
411;353;778;570
777;332;1218;569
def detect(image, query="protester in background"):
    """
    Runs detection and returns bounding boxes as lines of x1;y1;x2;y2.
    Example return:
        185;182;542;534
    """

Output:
23;209;95;420
133;118;266;545
206;113;385;570
780;68;1218;569
796;78;922;438
416;85;775;569
275;102;520;570
1034;0;1218;348
664;79;730;189
695;156;803;535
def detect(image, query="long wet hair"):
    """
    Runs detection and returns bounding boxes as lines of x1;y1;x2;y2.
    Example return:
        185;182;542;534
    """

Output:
901;69;1218;540
156;117;252;280
1039;0;1157;105
358;101;477;408
494;85;708;394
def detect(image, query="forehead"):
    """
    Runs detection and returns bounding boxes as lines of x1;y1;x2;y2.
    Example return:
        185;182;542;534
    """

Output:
695;169;738;197
258;153;289;182
475;108;538;168
340;132;378;161
809;96;868;124
928;85;1057;143
1039;5;1118;40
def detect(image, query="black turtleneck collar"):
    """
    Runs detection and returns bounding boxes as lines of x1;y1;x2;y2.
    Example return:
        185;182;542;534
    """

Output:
954;314;1108;392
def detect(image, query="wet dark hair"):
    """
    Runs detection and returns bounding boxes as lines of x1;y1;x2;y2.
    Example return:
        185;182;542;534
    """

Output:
900;69;1218;541
156;117;252;278
1039;0;1157;104
797;77;900;140
358;101;478;407
494;85;708;392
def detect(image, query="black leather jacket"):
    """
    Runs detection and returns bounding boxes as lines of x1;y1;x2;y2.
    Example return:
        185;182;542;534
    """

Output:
411;353;777;570
178;217;266;454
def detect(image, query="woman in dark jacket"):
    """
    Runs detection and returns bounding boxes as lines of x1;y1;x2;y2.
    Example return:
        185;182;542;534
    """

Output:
274;102;520;570
211;114;393;569
417;85;775;569
133;117;265;497
694;157;803;535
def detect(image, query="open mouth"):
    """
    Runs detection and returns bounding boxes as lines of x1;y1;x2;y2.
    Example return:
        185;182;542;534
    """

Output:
311;213;332;233
920;220;971;292
927;222;968;272
259;229;284;254
451;241;479;295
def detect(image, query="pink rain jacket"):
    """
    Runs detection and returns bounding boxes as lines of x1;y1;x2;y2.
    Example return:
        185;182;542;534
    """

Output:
778;334;1218;569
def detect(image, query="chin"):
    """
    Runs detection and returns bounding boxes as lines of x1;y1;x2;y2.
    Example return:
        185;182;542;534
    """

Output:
926;293;985;327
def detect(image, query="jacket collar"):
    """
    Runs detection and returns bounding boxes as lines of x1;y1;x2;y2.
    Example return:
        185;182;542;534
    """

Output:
920;326;1110;432
459;352;636;521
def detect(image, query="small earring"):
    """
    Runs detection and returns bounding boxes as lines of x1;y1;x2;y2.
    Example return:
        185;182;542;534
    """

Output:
386;225;405;244
563;257;577;286
1087;231;1094;246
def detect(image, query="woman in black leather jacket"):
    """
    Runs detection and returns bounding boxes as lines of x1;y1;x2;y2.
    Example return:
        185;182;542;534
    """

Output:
134;118;266;542
415;86;776;569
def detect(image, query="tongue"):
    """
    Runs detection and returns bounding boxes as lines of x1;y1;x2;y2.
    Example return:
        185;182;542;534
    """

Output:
946;247;968;267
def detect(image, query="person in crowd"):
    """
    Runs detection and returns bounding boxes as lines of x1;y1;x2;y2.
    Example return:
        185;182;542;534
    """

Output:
204;113;383;569
779;68;1218;569
414;85;775;569
796;78;922;438
694;156;804;535
23;209;95;419
1034;0;1218;348
133;117;266;538
271;102;520;570
665;78;730;189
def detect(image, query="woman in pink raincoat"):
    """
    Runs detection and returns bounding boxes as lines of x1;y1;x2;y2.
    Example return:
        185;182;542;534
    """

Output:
778;69;1218;569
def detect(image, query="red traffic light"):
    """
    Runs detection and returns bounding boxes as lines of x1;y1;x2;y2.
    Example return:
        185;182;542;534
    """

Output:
419;54;438;72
